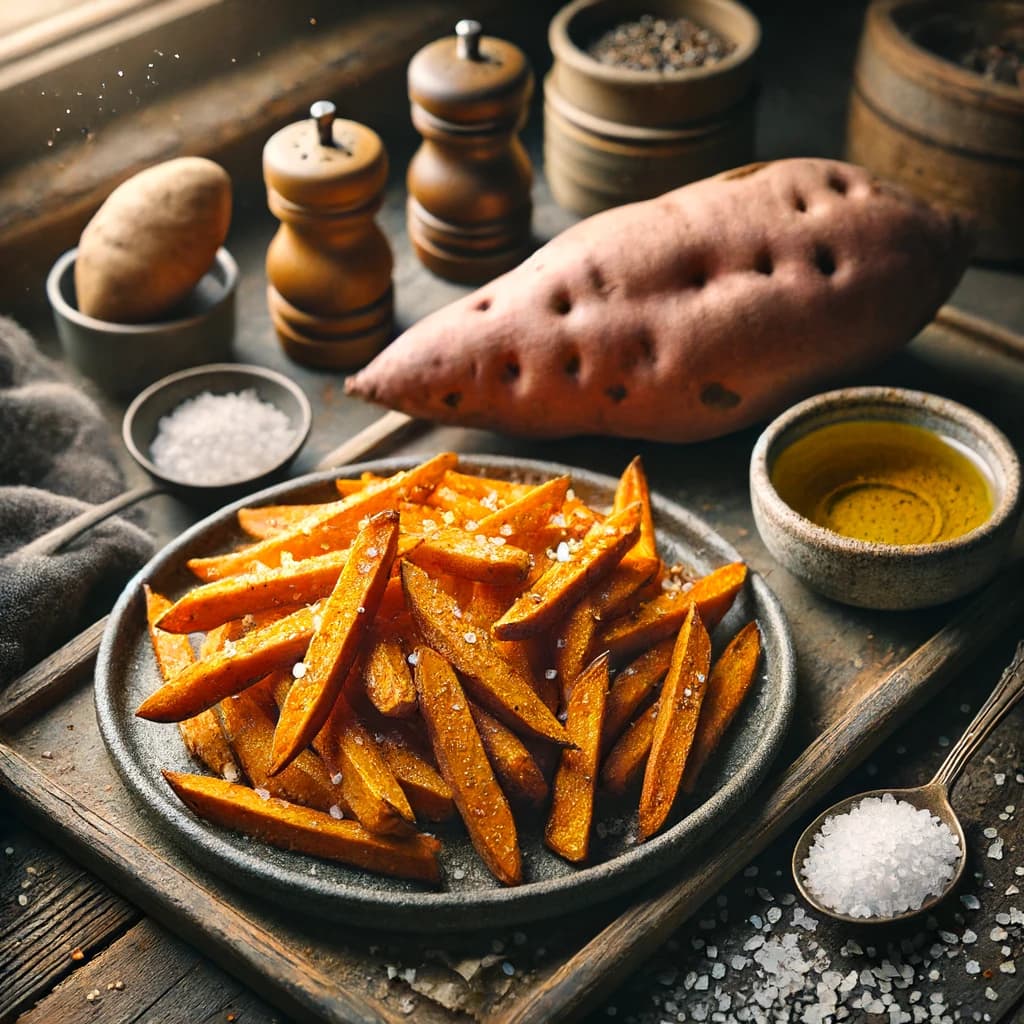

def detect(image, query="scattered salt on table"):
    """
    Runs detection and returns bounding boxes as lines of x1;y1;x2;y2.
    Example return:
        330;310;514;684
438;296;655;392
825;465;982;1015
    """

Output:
150;389;296;485
800;793;960;918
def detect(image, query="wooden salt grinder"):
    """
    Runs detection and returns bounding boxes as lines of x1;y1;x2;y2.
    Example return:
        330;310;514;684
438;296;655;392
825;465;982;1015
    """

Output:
263;101;393;369
407;19;534;284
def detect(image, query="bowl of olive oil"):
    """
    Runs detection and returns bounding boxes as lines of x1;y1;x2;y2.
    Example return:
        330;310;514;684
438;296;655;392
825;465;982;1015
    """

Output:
750;387;1021;609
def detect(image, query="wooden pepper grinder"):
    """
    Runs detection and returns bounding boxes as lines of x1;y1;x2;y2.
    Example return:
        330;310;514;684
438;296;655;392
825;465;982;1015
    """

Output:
407;20;534;284
263;101;393;369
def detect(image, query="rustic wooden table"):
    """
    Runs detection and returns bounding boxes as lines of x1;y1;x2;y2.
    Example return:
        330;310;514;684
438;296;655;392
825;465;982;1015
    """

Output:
4;4;1024;1022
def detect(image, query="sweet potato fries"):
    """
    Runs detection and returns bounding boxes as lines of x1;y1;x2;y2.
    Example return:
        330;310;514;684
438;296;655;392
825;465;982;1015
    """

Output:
140;455;764;887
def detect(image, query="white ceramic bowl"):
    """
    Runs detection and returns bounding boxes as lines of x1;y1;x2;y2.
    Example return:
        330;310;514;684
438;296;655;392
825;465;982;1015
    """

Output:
749;387;1021;610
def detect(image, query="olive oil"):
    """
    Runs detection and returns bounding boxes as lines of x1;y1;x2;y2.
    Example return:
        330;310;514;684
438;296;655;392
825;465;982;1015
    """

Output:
770;420;995;545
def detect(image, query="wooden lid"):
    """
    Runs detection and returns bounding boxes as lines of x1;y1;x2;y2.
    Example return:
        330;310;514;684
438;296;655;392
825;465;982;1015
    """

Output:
408;20;533;127
263;102;388;210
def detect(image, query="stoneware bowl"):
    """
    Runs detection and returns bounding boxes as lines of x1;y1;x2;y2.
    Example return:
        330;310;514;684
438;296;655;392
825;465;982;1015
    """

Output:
749;387;1022;610
122;362;312;502
47;246;238;397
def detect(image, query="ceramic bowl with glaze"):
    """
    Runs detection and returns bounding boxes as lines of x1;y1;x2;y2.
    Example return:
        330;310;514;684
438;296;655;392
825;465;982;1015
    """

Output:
750;387;1022;610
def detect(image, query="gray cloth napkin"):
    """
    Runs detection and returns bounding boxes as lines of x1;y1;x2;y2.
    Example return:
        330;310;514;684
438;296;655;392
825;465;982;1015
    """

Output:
0;317;154;683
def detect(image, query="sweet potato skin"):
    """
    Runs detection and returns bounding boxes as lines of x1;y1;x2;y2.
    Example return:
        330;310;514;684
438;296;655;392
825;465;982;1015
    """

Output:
346;159;970;442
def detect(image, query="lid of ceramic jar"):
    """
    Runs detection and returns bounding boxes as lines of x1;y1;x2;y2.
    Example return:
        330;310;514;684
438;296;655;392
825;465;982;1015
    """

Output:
408;20;533;127
263;101;388;210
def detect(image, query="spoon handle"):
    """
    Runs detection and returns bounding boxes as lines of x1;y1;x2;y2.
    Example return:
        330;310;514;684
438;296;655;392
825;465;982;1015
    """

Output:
930;639;1024;790
16;482;165;559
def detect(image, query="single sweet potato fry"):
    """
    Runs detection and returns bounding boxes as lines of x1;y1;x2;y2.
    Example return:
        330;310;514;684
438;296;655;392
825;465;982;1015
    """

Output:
492;503;642;641
590;457;662;619
334;472;385;497
163;771;441;883
401;562;570;746
599;562;747;660
475;475;571;542
545;653;609;863
600;637;673;751
600;702;657;795
217;688;346;813
158;549;350;634
237;502;326;539
439;470;533;503
616;456;658;561
638;605;711;841
187;452;455;581
145;586;239;780
682;621;762;793
198;620;244;658
405;527;532;585
135;603;319;722
363;636;418;718
270;510;399;774
414;647;522;886
378;733;455;822
469;704;548;806
554;595;599;704
425;485;491;522
316;699;416;835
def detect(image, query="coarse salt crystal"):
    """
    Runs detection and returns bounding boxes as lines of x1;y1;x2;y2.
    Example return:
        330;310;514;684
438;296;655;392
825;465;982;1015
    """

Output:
292;661;307;679
800;794;960;919
150;390;296;485
407;652;420;667
464;631;477;644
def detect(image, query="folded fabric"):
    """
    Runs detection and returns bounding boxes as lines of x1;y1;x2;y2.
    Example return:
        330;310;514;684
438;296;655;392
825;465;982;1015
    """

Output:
0;317;153;684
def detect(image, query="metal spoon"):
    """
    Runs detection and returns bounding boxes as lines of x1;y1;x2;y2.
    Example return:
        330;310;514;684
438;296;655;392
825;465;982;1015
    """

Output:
793;639;1024;924
16;363;312;560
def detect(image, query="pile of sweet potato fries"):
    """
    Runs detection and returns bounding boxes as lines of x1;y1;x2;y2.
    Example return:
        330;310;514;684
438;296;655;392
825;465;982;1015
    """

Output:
139;454;760;887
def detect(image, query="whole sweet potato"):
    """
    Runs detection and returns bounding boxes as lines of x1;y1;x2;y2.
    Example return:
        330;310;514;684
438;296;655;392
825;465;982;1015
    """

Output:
346;159;969;442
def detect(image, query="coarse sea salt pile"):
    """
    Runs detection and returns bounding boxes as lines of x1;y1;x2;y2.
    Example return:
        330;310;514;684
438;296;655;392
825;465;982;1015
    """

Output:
801;793;961;919
150;389;296;486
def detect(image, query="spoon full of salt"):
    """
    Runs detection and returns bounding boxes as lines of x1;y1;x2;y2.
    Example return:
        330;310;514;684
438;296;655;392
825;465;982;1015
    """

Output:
793;639;1024;924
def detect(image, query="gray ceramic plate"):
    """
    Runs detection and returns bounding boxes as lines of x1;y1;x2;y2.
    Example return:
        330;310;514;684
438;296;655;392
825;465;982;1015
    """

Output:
95;455;796;931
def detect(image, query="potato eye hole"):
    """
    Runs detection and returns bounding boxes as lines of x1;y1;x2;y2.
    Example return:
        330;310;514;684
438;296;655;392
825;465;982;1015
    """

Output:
474;298;491;312
793;194;807;213
501;360;520;384
827;173;847;195
552;292;572;316
813;244;837;277
564;353;581;378
754;251;774;276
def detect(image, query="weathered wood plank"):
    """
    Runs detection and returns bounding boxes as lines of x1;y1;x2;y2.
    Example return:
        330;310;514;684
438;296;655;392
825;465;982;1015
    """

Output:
0;616;106;727
17;918;283;1024
496;559;1024;1024
0;746;400;1024
0;811;140;1022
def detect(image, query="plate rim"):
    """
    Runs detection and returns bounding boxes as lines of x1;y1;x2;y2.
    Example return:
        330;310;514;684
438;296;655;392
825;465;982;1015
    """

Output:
95;453;796;930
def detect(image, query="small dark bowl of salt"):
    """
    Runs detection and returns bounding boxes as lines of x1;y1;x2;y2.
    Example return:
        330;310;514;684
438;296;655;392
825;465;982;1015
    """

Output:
123;363;313;503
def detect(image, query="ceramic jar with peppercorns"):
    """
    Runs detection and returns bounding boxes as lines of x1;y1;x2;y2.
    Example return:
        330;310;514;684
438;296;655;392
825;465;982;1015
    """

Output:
545;0;761;216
